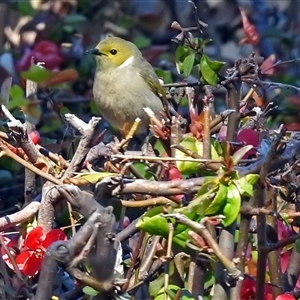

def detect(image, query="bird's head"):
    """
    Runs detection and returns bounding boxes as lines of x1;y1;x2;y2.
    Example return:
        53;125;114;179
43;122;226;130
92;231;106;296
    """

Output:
86;36;141;70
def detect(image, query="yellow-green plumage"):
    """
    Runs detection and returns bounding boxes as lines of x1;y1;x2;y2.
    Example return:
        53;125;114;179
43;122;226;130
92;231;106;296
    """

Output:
90;36;165;134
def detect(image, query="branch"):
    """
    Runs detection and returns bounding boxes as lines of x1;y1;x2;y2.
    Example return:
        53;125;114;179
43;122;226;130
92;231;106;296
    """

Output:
255;126;286;300
0;143;62;185
7;120;41;163
24;78;38;204
111;176;205;196
62;114;101;179
0;201;40;230
226;81;241;141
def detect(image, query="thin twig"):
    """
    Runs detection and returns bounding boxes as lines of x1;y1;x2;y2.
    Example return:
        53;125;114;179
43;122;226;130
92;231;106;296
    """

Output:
0;142;61;185
226;81;241;141
120;197;178;208
0;234;24;280
113;154;254;164
172;144;202;159
261;58;300;74
164;220;174;300
162;81;201;88
261;81;300;93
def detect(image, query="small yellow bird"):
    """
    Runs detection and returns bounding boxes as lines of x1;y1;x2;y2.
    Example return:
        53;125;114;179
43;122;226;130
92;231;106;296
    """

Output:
87;36;166;135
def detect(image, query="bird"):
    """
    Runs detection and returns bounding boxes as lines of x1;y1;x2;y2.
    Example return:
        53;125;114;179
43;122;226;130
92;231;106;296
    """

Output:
87;36;166;135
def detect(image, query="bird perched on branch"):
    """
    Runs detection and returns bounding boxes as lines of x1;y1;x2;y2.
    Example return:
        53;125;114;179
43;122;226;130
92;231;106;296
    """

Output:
87;36;167;135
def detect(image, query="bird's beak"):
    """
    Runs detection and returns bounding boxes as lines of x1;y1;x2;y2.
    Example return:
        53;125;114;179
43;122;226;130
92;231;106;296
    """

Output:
86;48;105;56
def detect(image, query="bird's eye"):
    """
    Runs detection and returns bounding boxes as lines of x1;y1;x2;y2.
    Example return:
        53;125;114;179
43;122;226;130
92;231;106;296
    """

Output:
110;49;117;55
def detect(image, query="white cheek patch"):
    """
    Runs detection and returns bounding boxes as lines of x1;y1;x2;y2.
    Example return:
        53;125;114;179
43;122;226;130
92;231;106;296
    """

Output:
118;56;134;69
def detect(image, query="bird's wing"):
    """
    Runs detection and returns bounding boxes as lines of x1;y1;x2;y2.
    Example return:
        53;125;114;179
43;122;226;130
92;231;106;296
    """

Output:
138;59;168;109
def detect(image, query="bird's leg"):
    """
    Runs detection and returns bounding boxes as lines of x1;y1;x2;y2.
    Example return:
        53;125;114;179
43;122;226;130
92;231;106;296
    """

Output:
141;133;153;156
141;133;156;156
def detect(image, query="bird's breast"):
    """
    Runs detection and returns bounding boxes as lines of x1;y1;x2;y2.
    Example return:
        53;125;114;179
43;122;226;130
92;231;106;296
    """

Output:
93;67;163;134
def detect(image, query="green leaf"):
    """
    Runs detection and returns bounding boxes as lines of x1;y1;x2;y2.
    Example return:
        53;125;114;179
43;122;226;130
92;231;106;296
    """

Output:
9;85;24;100
200;55;224;86
182;53;195;76
154;139;165;157
64;14;87;24
204;269;215;289
138;212;191;247
210;140;220;160
132;162;154;179
155;285;180;300
188;185;218;214
200;55;217;86
155;286;194;300
205;56;225;72
149;273;165;297
175;136;201;174
137;206;201;248
74;172;116;183
205;183;227;215
211;138;223;156
194;38;213;49
233;178;254;197
165;289;176;300
188;184;218;213
175;61;182;75
21;65;53;83
142;206;165;218
245;174;260;185
137;208;169;237
7;98;28;110
83;286;99;296
196;176;217;196
174;45;188;74
232;145;253;164
149;262;175;297
222;184;241;227
175;137;219;175
175;45;188;62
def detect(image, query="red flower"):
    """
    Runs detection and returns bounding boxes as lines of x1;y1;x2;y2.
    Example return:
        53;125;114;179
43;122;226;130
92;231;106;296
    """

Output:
15;226;66;277
241;278;272;300
275;294;296;300
17;40;64;71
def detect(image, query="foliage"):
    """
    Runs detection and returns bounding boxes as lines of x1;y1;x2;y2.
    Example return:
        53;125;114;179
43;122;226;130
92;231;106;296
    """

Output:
0;1;300;300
